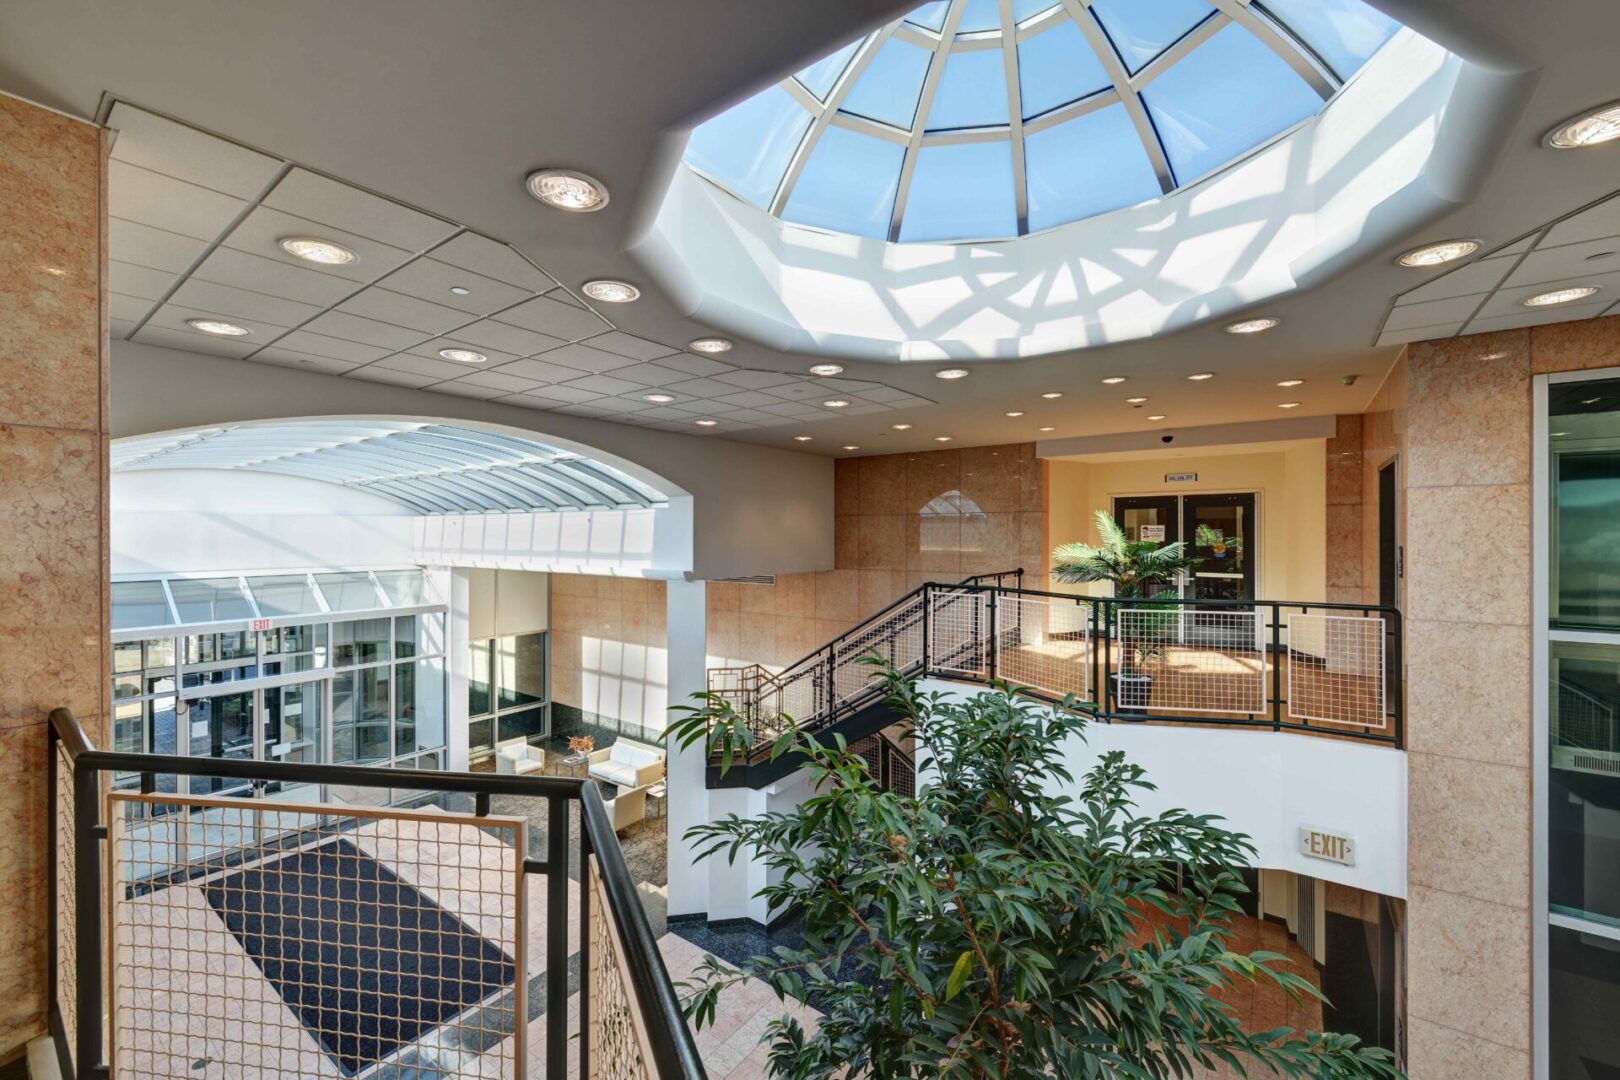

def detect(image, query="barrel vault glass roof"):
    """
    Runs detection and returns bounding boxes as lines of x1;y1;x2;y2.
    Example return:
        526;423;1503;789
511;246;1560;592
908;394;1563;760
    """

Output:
112;421;669;514
683;0;1401;243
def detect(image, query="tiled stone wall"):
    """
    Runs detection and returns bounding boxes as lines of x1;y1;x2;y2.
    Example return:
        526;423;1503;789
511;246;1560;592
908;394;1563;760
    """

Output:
1326;414;1365;605
0;94;109;1058
1402;320;1619;1079
548;574;668;740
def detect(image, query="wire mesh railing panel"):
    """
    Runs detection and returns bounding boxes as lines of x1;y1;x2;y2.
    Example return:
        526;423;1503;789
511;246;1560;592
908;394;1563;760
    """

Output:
833;594;925;708
1119;608;1267;715
994;595;1093;703
586;855;657;1080
54;743;77;1073
108;794;526;1080
930;588;989;677
1286;614;1388;729
1556;679;1620;752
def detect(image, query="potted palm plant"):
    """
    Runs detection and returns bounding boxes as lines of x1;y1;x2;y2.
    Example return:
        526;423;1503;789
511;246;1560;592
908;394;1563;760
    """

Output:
1052;510;1200;709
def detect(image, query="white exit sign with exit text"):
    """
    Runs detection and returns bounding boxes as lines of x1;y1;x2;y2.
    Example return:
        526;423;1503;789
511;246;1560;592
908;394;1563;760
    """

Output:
1299;826;1356;866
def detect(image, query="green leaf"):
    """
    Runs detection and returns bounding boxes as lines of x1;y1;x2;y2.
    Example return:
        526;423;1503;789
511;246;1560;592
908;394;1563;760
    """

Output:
945;949;974;1002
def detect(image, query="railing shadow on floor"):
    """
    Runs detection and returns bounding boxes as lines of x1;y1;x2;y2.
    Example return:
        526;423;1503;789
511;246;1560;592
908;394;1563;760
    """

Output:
46;706;706;1080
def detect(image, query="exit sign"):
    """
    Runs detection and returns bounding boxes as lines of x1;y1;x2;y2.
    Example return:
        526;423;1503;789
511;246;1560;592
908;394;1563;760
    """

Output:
1165;471;1198;483
251;618;272;632
1299;826;1356;866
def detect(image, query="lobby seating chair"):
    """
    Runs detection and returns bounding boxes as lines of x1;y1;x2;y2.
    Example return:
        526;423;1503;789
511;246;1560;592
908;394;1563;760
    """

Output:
494;743;547;776
588;738;665;789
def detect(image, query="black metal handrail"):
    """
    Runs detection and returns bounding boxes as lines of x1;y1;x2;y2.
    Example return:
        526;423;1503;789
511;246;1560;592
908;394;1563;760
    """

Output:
45;706;705;1080
706;583;1404;766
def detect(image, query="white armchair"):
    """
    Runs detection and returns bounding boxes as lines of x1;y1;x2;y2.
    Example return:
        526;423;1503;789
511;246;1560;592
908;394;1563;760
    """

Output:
587;738;665;789
600;784;648;834
495;743;547;776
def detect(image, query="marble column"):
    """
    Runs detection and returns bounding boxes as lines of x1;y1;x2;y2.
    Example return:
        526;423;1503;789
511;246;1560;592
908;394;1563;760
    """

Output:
0;92;110;1059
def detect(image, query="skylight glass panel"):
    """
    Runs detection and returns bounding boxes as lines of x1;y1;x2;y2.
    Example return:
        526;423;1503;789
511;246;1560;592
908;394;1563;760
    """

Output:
1018;20;1111;119
796;37;865;100
247;574;323;616
783;127;906;239
168;577;255;624
927;49;1009;130
1014;0;1058;21
842;38;934;129
684;84;811;207
315;571;386;612
906;1;951;31
1255;0;1399;81
1088;0;1214;73
899;142;1017;242
374;569;433;607
1025;104;1162;230
956;0;1001;34
1140;22;1319;183
112;580;174;630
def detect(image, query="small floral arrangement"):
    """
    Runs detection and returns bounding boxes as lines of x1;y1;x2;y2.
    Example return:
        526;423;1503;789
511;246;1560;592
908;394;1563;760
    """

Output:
567;735;595;755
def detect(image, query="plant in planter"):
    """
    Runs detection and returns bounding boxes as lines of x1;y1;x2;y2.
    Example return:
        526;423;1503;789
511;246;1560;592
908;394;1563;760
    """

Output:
1052;510;1201;709
667;666;1403;1080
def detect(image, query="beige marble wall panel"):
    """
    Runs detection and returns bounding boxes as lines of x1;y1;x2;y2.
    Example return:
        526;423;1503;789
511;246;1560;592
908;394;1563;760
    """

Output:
1529;315;1620;373
1408;751;1530;909
1404;483;1529;626
1405;619;1529;767
1406;885;1531;1052
0;93;108;1060
1407;331;1531;489
1405;1017;1528;1080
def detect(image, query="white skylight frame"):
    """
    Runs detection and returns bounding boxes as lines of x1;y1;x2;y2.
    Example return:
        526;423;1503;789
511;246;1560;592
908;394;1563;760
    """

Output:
685;0;1378;244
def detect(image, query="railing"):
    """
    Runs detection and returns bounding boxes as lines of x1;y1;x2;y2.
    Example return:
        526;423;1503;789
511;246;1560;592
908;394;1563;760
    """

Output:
46;707;705;1080
707;582;1403;763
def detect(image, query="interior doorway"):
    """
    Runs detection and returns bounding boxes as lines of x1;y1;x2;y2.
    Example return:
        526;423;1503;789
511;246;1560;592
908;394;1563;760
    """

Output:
1377;459;1399;609
1113;492;1258;602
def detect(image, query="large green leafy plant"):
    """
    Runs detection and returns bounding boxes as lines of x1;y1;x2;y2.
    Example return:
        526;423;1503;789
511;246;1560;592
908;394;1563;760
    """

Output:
1051;509;1201;598
668;667;1402;1080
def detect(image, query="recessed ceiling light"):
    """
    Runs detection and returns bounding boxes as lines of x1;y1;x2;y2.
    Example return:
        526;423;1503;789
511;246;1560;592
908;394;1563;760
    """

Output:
187;318;250;336
583;279;639;303
690;337;733;353
1545;101;1620;149
823;399;850;408
1005;411;1025;417
1041;392;1063;399
794;435;813;442
694;419;719;427
934;436;953;442
1147;414;1167;421
1397;239;1482;267
892;423;913;430
643;393;675;403
808;363;844;376
1524;287;1600;307
1277;378;1305;387
278;237;358;265
1100;376;1126;385
1278;402;1302;409
438;348;487;364
1126;396;1148;404
449;286;471;296
1224;317;1280;334
526;168;609;211
934;368;970;380
1038;426;1055;432
1187;372;1216;381
842;445;861;451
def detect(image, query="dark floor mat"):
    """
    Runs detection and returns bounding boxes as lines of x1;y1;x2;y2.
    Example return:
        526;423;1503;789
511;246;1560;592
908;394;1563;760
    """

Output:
202;837;515;1076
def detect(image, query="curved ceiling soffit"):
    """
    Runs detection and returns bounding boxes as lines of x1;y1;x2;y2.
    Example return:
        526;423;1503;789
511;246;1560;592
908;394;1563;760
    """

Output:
629;29;1534;363
110;415;692;515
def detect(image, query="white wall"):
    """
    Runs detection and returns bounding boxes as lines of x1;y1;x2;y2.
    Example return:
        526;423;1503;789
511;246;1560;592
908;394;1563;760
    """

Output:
919;679;1408;898
112;340;833;580
465;568;550;639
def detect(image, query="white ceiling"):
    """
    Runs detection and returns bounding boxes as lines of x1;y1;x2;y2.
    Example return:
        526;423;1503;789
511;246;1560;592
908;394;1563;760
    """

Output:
105;103;933;435
4;0;1620;455
1377;189;1620;345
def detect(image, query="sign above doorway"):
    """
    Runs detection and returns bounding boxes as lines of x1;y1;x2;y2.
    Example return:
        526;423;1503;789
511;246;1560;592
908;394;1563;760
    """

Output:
1165;472;1198;483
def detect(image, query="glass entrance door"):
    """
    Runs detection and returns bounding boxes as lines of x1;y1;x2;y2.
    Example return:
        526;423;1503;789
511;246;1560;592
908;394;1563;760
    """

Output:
184;690;255;795
262;680;325;800
1113;496;1180;598
1181;493;1256;603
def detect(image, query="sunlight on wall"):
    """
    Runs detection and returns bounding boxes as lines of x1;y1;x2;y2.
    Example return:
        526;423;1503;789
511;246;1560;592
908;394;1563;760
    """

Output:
579;636;671;733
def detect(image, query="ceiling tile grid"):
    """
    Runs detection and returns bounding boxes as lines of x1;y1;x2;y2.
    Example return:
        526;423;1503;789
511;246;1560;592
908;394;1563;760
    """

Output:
1377;189;1620;347
106;103;934;436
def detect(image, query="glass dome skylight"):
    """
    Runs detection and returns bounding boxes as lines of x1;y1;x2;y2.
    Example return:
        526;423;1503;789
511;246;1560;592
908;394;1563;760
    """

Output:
684;0;1400;243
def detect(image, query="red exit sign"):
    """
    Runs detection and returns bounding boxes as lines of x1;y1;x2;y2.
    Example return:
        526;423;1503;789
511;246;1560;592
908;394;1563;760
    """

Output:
251;618;271;632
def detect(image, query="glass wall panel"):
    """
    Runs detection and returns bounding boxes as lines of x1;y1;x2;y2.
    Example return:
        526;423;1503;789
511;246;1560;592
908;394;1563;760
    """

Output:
1549;924;1620;1077
469;718;494;756
394;612;446;660
247;574;323;616
315;571;385;612
265;681;323;767
497;634;546;711
396;657;446;755
333;618;390;666
261;623;327;674
375;569;431;607
183;631;253;665
111;580;174;630
168;577;255;623
497;705;548;745
470;639;493;717
1551;381;1620;628
184;691;254;794
1550;642;1620;926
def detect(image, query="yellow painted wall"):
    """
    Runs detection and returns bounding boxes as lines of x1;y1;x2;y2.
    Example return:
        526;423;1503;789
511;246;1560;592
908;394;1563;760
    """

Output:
1046;442;1327;602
